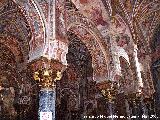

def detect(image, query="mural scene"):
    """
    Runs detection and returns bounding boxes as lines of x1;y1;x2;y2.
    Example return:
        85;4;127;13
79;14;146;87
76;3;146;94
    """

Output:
0;0;160;120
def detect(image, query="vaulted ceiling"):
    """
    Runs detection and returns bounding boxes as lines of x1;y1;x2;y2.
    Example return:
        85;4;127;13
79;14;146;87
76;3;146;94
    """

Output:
72;0;160;44
0;0;159;95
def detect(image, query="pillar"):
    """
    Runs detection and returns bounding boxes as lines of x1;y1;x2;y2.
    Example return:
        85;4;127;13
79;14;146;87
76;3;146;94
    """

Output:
39;88;56;120
29;57;66;120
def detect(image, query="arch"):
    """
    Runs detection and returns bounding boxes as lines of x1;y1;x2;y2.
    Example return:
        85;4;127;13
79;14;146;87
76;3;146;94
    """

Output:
12;0;46;58
66;32;93;87
67;29;108;82
0;0;32;62
66;11;110;82
66;11;110;68
56;33;96;119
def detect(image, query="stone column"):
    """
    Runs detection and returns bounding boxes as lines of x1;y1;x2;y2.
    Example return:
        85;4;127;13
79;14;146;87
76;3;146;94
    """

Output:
29;57;65;120
39;88;56;120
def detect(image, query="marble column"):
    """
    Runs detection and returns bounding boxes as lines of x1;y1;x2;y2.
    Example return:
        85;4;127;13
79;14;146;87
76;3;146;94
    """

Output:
29;57;65;120
39;88;56;120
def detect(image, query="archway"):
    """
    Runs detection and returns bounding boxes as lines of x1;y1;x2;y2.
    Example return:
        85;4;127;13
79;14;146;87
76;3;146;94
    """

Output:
0;0;31;63
56;31;95;119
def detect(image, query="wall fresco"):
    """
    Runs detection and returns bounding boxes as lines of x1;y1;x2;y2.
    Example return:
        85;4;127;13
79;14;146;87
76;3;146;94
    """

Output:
67;29;108;82
0;0;160;119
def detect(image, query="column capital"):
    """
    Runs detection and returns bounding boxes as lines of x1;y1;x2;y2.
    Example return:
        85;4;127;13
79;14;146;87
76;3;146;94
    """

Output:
96;81;118;103
28;56;67;88
125;92;142;103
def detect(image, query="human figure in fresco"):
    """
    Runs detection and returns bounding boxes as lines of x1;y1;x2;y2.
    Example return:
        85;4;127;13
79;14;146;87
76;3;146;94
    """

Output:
91;6;108;26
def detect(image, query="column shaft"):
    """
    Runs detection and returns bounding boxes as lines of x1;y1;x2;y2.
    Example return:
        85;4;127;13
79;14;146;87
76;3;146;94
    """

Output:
39;88;56;120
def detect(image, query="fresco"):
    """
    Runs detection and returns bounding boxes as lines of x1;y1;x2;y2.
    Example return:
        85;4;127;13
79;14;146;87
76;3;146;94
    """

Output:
151;25;160;62
56;0;67;42
67;29;108;82
56;32;96;119
0;75;17;117
119;56;135;94
0;0;160;119
43;39;68;65
71;0;110;33
0;0;31;63
14;0;46;61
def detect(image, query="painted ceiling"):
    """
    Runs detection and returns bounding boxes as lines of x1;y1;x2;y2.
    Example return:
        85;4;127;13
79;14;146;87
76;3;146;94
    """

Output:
0;1;160;119
0;0;159;97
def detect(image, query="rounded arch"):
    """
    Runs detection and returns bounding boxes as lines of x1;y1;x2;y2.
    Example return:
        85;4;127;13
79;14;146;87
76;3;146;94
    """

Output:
66;29;108;82
56;33;96;119
66;11;110;82
0;0;32;62
12;0;47;57
66;31;93;83
67;25;109;65
66;11;110;68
